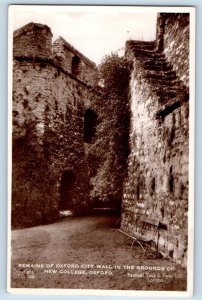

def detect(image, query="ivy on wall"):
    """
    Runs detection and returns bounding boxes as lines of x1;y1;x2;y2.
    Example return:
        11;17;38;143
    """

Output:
89;53;132;211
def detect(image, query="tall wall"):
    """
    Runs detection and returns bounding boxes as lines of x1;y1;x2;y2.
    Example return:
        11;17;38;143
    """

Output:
12;23;97;228
156;13;189;87
121;13;189;266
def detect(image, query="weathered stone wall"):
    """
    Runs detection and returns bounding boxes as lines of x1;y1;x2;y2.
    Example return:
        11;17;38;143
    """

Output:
13;22;53;59
121;13;189;266
12;23;97;228
53;37;97;86
156;13;189;87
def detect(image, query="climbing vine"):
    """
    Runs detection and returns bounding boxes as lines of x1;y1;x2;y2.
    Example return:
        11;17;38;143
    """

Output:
89;53;131;210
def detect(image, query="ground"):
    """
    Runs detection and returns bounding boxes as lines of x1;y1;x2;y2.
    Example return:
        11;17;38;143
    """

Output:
10;215;186;291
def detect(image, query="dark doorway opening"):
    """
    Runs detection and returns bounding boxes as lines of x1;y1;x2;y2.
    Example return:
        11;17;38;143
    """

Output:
84;109;97;143
60;170;76;210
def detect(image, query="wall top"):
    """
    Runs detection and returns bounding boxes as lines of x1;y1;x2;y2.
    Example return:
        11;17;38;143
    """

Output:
55;36;96;69
14;22;53;38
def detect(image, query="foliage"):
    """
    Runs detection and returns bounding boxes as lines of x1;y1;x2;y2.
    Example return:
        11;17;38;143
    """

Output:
12;120;58;228
89;52;131;209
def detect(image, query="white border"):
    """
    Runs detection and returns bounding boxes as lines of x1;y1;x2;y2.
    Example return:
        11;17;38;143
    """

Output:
7;5;195;297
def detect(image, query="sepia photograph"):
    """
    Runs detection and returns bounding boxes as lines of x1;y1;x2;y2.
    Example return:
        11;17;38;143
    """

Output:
7;5;195;296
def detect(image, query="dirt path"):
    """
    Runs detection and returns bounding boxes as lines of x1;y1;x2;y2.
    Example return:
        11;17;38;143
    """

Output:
11;215;186;291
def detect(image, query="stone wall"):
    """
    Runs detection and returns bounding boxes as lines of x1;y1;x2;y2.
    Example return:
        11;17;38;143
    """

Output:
53;37;97;86
121;13;189;266
13;22;53;59
12;23;97;228
156;13;189;87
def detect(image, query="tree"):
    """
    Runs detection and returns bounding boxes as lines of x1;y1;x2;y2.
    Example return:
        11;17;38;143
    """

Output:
89;52;131;211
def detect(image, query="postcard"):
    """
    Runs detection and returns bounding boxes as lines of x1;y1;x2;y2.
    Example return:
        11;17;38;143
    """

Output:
7;5;195;296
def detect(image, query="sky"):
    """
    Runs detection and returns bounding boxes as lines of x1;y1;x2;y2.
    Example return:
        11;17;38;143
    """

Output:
10;6;158;65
